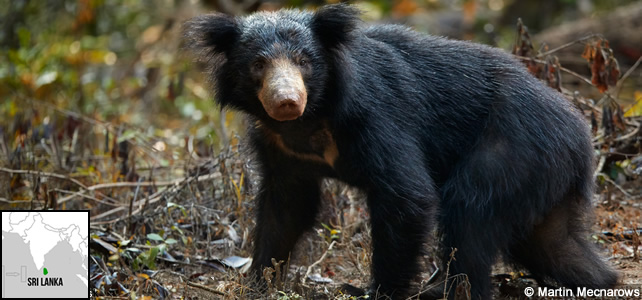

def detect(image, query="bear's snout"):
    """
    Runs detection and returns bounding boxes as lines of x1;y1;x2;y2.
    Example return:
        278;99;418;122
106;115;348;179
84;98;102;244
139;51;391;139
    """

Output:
258;59;308;121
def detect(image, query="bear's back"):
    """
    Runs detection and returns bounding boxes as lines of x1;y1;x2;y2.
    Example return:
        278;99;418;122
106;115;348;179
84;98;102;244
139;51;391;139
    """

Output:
358;24;518;71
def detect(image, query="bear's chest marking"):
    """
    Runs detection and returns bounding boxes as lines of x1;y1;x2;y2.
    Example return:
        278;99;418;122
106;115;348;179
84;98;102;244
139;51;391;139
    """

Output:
259;122;339;168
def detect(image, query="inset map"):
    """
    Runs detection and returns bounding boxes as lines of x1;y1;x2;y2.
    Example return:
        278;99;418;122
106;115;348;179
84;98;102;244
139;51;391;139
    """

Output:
2;211;88;298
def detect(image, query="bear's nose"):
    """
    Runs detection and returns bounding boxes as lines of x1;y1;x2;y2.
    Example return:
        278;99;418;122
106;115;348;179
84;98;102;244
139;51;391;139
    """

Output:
271;94;304;121
278;99;298;109
275;89;300;106
257;58;308;121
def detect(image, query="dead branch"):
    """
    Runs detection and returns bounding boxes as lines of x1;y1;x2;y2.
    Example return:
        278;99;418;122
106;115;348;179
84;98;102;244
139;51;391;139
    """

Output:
304;240;337;284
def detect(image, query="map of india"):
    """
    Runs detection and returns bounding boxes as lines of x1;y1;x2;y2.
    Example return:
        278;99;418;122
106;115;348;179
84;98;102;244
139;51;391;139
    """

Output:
2;211;88;298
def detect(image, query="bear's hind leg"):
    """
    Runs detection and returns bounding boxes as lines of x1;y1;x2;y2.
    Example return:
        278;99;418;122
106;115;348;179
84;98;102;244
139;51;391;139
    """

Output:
437;204;509;300
505;198;618;290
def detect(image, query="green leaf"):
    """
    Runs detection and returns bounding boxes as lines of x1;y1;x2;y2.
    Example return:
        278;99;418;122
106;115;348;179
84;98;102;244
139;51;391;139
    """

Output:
170;225;184;235
117;129;136;143
168;202;187;217
143;247;159;269
17;27;31;48
147;233;164;241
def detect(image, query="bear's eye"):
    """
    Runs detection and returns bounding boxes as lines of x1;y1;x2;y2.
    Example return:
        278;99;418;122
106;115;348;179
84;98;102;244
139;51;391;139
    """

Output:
297;59;308;67
252;61;265;72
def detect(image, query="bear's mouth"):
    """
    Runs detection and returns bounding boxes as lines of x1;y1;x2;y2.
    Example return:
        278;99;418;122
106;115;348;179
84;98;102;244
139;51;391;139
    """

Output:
267;96;306;121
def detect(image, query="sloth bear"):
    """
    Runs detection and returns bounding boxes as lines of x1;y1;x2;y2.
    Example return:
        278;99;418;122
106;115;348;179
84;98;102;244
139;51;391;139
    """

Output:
184;4;617;299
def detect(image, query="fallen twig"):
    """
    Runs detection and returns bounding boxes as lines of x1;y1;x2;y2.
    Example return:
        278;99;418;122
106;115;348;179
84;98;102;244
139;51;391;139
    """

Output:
596;172;639;199
90;172;221;222
304;240;337;284
0;167;87;189
186;281;226;296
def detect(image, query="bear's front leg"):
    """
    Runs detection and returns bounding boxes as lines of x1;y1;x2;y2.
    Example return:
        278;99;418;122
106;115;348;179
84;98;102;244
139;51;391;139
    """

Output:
250;161;323;282
366;183;438;299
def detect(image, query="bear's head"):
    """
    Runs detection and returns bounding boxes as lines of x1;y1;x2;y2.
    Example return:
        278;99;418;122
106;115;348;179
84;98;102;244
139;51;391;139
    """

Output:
184;4;360;122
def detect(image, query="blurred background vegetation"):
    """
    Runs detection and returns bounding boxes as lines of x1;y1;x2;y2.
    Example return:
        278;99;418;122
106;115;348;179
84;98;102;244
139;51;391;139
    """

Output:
1;0;640;179
2;1;639;180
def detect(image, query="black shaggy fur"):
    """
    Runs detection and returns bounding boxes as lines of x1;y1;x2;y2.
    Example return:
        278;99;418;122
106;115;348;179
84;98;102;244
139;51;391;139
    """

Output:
184;4;618;299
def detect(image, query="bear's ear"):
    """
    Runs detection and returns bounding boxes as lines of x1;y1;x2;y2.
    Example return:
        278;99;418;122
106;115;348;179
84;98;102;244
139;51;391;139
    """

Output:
183;13;240;57
311;4;361;49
